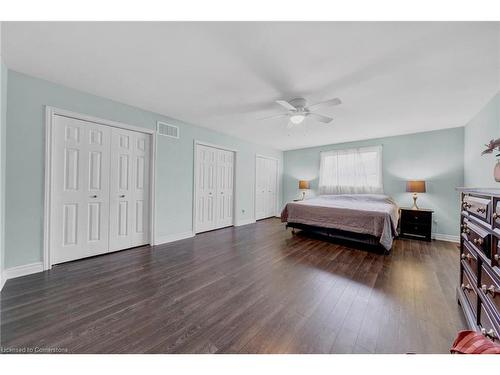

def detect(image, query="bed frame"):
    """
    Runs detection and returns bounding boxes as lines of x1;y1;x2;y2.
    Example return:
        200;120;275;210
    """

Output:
285;222;390;253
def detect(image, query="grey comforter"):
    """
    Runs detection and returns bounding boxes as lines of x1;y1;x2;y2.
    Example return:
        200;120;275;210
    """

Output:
281;194;400;250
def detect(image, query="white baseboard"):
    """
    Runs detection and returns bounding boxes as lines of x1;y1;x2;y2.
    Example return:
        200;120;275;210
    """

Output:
154;231;194;246
432;233;460;243
4;262;44;281
0;274;5;291
235;219;256;227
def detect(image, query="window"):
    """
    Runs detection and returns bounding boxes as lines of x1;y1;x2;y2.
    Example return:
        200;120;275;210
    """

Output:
318;145;383;194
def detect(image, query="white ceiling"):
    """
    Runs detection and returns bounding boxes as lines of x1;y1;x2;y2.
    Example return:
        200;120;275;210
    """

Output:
3;22;500;150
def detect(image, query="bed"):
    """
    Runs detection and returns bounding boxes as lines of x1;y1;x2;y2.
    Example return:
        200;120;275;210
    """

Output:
280;194;400;250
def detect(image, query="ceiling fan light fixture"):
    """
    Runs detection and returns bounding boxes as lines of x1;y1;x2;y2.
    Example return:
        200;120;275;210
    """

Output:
290;114;305;124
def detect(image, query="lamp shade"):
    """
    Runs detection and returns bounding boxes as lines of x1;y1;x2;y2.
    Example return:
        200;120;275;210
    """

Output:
406;180;426;193
298;180;310;189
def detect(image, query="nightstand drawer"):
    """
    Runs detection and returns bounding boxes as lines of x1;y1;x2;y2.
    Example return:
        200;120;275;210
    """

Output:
401;209;432;224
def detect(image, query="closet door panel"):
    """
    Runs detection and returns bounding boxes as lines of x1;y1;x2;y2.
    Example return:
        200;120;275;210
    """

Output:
109;128;150;251
130;133;150;247
51;116;111;264
255;156;277;220
255;157;265;220
195;145;217;233
216;149;234;228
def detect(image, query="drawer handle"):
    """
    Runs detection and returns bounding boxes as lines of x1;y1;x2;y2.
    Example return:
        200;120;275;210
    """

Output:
481;328;498;340
461;253;472;262
462;202;472;209
462;229;470;234
493;213;499;220
476;207;486;214
461;283;472;292
495;254;500;261
461;223;468;229
473;238;484;246
481;284;498;298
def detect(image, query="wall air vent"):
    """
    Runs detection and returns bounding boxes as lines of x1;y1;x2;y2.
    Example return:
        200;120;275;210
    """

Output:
157;121;179;139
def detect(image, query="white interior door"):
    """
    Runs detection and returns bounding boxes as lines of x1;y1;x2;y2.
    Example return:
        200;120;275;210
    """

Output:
255;157;266;220
51;115;111;264
215;149;234;228
109;128;151;251
266;158;278;217
195;144;235;233
255;156;278;220
195;145;217;233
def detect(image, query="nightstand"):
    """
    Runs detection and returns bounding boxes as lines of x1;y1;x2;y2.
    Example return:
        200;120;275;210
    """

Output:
398;207;433;241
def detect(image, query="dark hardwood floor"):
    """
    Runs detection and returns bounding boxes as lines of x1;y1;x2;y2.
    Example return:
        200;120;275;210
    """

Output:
0;218;465;353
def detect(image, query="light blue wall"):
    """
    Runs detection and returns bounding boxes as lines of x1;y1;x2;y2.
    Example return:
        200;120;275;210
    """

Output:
464;92;500;187
5;70;282;268
283;127;465;237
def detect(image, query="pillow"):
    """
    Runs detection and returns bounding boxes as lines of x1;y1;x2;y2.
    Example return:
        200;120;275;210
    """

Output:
450;330;500;354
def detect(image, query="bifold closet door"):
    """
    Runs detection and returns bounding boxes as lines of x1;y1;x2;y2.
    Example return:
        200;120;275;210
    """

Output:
215;149;234;228
195;144;234;233
109;128;151;252
255;156;278;220
51;115;111;264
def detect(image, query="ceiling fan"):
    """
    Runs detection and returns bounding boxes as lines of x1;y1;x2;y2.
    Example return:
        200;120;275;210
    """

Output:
259;97;341;125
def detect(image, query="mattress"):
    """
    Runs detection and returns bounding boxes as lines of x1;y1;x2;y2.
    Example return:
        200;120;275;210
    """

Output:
281;194;400;250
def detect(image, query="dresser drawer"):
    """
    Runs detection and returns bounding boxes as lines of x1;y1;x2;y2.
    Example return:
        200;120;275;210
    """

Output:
480;265;500;312
492;197;500;231
461;241;479;277
493;238;500;268
462;219;491;258
461;268;478;311
479;301;500;342
463;194;491;224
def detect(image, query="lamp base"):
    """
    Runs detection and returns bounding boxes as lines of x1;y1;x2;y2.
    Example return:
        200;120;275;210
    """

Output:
301;191;306;200
411;193;419;210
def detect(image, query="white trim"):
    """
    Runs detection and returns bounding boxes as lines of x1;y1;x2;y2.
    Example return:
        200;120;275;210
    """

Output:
432;233;460;243
154;231;194;246
194;140;238;153
193;140;237;234
235;219;256;227
0;275;5;291
43;106;157;270
254;154;280;220
4;262;44;280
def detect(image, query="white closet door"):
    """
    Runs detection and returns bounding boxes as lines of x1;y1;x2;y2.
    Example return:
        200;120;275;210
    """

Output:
51;115;111;264
109;128;150;251
255;156;278;220
195;145;217;233
255;157;266;220
215;149;234;228
266;158;278;217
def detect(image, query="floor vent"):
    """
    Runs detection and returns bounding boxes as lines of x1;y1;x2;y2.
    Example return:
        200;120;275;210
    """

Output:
157;121;179;139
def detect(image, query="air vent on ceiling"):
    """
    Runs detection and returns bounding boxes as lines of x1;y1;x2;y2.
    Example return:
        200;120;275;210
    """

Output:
157;121;179;139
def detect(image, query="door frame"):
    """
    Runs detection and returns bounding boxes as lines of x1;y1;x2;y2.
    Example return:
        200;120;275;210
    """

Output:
43;106;157;270
192;140;237;234
254;154;280;220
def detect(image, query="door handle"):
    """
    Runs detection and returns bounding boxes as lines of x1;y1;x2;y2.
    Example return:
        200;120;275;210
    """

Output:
119;195;125;198
90;195;98;198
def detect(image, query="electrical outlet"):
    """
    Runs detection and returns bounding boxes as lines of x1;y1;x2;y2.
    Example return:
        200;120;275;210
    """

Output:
241;209;245;214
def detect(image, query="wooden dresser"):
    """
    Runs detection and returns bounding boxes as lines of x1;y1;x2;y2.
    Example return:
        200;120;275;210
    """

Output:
458;189;500;343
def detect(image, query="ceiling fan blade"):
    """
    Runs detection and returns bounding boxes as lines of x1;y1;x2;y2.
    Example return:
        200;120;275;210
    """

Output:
307;97;342;110
258;113;288;121
308;112;333;124
276;100;297;111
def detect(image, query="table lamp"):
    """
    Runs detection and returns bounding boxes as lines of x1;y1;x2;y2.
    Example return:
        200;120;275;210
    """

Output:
406;180;426;210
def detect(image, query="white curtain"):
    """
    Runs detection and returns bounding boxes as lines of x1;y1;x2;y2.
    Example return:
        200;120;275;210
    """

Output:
318;145;383;194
